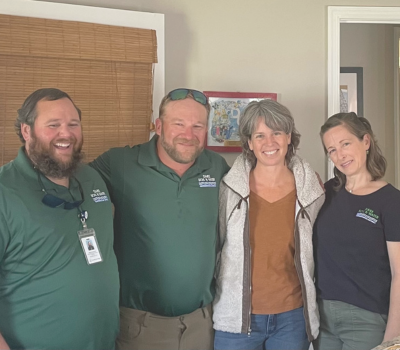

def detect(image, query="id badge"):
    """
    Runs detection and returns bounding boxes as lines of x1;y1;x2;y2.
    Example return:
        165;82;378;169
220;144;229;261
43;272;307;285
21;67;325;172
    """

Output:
77;228;103;265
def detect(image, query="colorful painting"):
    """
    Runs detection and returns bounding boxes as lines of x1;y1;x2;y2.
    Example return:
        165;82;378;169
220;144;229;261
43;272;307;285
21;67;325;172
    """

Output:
204;92;278;152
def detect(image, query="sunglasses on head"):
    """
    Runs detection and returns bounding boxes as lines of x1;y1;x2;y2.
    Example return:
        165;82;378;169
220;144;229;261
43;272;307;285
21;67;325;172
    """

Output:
37;172;84;209
168;88;208;106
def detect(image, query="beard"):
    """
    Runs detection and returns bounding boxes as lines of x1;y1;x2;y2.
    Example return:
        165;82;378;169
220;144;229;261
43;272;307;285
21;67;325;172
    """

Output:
28;130;84;179
160;130;203;164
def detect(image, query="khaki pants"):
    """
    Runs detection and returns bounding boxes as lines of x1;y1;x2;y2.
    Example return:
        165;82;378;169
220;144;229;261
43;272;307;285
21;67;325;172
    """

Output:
116;305;214;350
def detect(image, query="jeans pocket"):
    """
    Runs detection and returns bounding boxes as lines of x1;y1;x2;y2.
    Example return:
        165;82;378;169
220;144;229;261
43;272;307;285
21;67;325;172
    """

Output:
119;310;142;340
379;313;388;325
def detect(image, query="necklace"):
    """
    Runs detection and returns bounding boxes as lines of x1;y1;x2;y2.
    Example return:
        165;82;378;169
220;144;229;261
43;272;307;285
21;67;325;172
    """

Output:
346;177;373;194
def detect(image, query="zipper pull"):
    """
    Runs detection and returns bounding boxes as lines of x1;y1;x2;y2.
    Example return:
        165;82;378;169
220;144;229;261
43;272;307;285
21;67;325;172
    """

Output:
237;195;250;210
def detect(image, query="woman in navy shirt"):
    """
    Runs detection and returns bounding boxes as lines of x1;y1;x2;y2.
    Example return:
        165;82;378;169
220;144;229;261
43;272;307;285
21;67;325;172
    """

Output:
314;112;400;349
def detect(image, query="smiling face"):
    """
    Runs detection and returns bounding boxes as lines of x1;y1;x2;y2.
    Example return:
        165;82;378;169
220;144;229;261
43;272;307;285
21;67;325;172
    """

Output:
248;118;291;168
22;97;83;178
155;98;207;166
323;124;370;178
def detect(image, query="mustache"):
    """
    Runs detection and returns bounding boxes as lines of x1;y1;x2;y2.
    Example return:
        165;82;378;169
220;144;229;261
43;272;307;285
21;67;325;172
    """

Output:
173;138;200;146
52;137;77;144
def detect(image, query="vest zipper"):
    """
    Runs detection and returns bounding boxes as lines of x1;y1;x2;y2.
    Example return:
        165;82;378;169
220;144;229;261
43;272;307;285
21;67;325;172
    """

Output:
223;181;252;334
294;204;313;341
243;209;252;335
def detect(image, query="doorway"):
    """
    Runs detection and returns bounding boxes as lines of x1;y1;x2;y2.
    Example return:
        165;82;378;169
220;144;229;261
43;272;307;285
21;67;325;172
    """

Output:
328;6;400;188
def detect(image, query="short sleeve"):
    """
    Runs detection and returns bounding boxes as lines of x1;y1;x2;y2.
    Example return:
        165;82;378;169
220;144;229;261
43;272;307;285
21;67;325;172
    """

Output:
221;158;230;176
0;208;10;264
382;186;400;241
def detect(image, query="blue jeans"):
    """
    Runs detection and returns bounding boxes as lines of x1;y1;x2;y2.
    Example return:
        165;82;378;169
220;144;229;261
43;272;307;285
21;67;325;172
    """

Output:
214;307;309;350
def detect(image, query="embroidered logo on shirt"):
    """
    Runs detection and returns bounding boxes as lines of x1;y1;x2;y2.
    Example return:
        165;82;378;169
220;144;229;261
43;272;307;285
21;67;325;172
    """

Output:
198;174;216;188
356;208;379;224
91;189;109;203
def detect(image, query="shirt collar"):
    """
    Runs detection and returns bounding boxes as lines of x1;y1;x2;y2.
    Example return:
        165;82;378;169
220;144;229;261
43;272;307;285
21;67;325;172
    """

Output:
13;146;79;192
137;134;161;167
13;146;38;182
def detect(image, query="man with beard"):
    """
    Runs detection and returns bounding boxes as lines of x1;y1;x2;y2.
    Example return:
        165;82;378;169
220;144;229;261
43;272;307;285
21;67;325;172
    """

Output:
0;88;119;350
90;88;230;350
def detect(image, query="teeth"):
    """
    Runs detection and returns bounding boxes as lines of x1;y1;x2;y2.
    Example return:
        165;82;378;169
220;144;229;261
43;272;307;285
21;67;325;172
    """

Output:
55;143;70;148
264;150;277;155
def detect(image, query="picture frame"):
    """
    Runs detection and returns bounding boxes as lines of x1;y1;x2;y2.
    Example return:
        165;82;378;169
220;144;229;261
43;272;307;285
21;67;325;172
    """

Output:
340;67;364;117
203;91;278;152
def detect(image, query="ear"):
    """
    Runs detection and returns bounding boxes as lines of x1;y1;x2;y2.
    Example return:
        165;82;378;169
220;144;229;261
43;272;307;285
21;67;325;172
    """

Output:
248;138;253;151
21;123;32;142
363;133;371;150
287;133;292;145
155;118;162;136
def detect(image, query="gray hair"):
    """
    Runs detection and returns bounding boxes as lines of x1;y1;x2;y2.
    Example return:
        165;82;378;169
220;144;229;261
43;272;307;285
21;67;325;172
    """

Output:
239;99;301;168
15;88;81;143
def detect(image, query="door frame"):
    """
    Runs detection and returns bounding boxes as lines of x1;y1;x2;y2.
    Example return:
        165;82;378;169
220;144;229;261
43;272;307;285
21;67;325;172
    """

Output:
328;6;400;186
394;27;400;188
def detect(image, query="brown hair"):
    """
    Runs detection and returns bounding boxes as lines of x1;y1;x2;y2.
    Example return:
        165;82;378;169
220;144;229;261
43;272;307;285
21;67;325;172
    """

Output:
320;112;387;191
15;88;81;143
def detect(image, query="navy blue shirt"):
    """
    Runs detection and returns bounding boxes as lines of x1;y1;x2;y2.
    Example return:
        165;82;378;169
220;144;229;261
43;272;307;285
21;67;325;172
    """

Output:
314;179;400;314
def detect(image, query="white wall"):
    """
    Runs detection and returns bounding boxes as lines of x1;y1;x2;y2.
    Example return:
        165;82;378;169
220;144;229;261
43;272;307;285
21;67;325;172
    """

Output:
33;0;400;178
384;25;396;186
341;23;397;184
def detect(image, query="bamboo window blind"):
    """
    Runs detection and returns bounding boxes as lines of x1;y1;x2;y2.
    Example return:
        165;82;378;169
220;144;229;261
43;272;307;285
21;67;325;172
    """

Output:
0;14;157;165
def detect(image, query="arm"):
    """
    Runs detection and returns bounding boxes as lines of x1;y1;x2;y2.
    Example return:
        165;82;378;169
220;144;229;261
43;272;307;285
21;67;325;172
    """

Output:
0;333;10;350
0;201;10;350
383;241;400;342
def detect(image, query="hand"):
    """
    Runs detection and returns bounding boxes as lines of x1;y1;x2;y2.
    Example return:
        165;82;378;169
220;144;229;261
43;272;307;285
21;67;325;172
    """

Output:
0;333;10;350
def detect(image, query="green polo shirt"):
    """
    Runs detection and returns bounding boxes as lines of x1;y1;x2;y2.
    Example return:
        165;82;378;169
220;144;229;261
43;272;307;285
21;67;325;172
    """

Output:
90;135;230;316
0;148;119;350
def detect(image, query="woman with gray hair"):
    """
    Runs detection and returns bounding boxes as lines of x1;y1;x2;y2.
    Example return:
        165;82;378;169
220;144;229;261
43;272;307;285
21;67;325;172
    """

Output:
213;99;325;350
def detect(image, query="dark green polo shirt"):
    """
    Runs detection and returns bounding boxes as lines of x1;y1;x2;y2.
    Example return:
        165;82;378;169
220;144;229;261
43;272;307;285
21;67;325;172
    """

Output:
0;148;119;350
90;135;230;316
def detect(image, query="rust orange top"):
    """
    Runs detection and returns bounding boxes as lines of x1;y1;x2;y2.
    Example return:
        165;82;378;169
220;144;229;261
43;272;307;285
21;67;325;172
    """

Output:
249;189;303;314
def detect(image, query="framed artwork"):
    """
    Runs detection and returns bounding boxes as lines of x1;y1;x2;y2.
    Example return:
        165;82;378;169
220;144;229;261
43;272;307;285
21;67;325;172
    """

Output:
203;91;278;152
340;67;364;117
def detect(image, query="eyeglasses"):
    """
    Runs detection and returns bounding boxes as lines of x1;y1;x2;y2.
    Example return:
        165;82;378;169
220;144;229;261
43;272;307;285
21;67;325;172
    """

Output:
37;172;84;209
168;88;208;106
